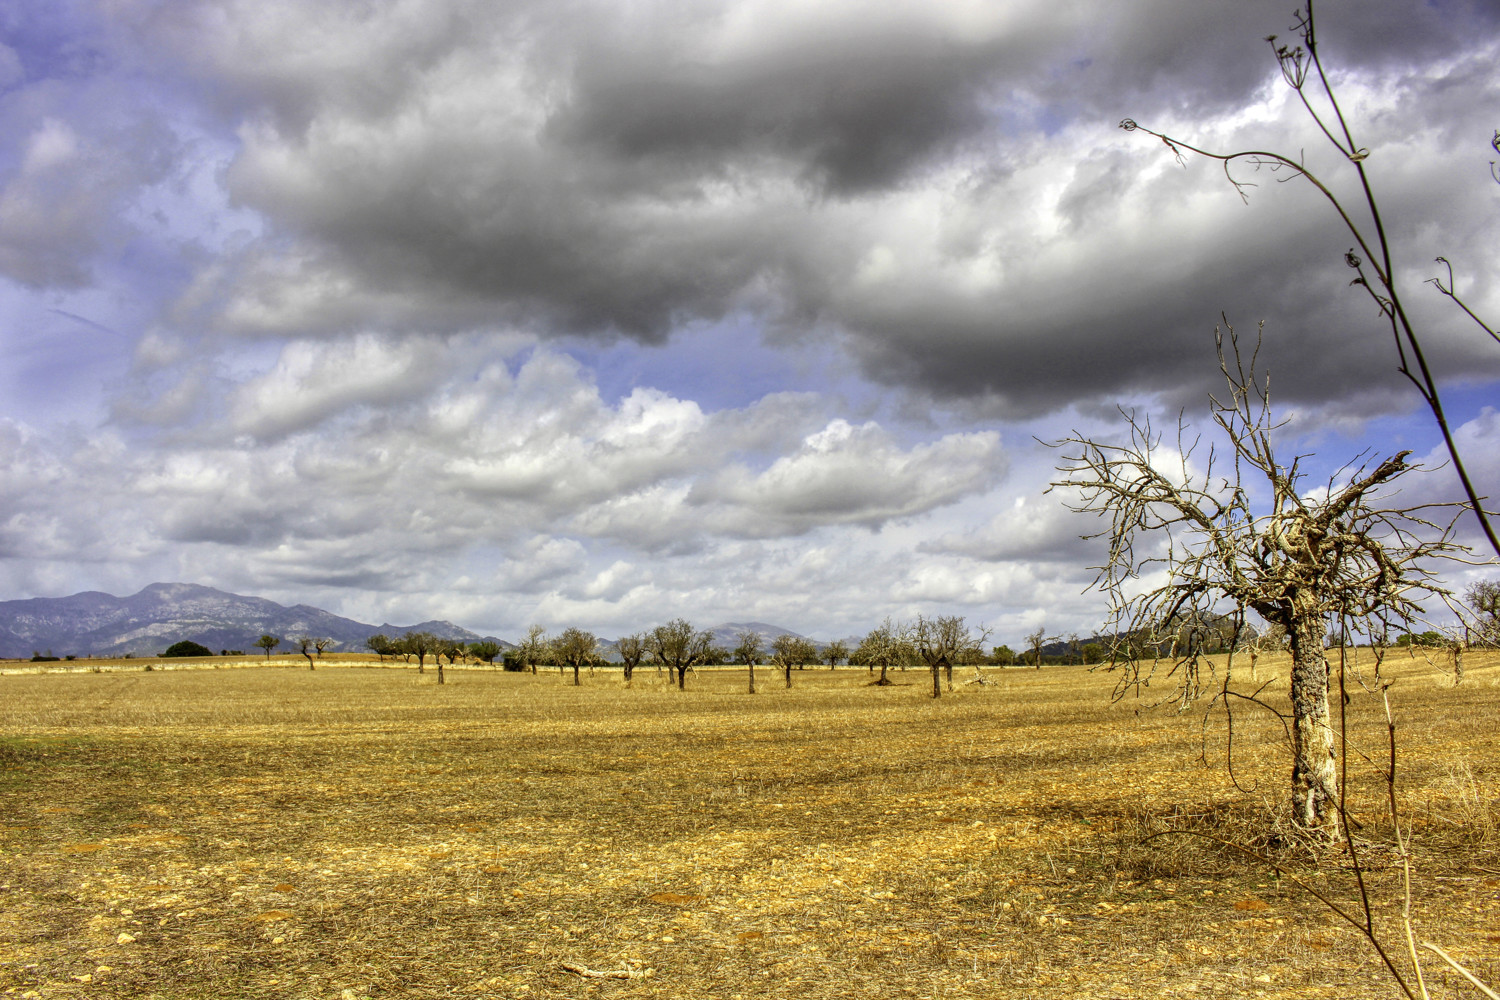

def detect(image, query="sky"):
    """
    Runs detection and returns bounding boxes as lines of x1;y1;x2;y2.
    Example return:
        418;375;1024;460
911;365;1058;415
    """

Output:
0;0;1496;645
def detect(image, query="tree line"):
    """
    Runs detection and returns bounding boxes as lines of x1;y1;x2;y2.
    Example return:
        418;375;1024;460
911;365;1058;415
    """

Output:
243;616;1030;699
243;577;1500;696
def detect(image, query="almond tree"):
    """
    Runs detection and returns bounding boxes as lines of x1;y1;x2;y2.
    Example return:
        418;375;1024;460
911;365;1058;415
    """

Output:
909;615;990;698
255;633;280;660
294;635;319;671
616;633;646;686
855;618;909;686
1052;323;1464;840
770;635;818;689
1467;580;1500;647
401;630;440;678
648;618;712;690
733;630;764;694
468;640;501;665
823;640;849;670
1025;628;1047;669
554;627;598;686
516;625;548;675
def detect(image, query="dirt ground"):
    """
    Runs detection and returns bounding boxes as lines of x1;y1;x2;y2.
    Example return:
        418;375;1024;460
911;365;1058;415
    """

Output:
1;651;1496;999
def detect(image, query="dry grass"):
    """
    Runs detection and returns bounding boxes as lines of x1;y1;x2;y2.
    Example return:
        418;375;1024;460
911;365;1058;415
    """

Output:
1;652;1497;999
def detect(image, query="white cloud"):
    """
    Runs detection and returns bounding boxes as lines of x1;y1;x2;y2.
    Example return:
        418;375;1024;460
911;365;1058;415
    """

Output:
692;419;1005;535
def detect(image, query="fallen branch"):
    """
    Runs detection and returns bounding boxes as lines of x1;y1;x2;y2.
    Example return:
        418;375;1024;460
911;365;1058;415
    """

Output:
559;961;650;980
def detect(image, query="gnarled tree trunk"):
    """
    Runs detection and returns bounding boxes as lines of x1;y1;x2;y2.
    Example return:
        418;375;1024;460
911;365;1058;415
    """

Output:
1287;612;1338;840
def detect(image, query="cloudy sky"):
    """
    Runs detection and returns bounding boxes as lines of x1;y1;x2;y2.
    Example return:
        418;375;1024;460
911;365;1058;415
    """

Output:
1;0;1496;644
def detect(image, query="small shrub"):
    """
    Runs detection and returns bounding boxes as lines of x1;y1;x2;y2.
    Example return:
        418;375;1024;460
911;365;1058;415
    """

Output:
162;640;214;658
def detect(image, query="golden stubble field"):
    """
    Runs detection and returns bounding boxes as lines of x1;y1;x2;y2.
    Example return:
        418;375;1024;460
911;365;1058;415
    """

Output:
1;652;1497;1000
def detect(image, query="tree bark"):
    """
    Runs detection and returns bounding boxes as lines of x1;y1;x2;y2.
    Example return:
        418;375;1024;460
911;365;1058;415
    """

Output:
930;662;941;699
677;664;687;690
784;663;792;689
437;661;445;685
1287;613;1339;840
573;663;580;686
748;663;756;694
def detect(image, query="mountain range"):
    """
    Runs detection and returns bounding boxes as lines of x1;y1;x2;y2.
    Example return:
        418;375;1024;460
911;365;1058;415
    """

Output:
0;583;494;659
0;584;828;660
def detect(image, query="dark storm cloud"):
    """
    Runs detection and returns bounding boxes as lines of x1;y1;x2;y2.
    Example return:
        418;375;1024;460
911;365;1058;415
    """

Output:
552;19;1009;195
109;0;1500;417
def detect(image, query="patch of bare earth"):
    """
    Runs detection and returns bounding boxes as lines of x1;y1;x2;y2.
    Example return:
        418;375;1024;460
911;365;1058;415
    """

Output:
0;653;1496;998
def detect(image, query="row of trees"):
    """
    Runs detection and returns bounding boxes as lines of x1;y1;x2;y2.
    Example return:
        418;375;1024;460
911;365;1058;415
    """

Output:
261;624;968;703
360;616;1001;700
224;576;1500;692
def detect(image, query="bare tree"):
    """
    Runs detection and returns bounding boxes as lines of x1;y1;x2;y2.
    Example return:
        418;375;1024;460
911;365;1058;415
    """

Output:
314;637;333;659
616;633;646;686
294;635;318;671
770;634;818;689
733;630;763;694
516;625;548;675
554;627;598;686
909;615;990;698
1120;2;1500;559
1235;623;1287;682
1025;628;1047;669
1065;632;1082;665
855;618;908;686
1466;580;1500;647
823;639;849;670
648;618;712;690
1052;323;1465;840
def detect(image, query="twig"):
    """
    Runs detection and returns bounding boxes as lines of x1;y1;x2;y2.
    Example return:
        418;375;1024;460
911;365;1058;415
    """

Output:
1419;943;1500;1000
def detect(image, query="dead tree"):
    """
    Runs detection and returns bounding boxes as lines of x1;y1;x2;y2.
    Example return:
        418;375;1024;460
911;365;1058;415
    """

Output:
1052;322;1464;841
1120;2;1500;559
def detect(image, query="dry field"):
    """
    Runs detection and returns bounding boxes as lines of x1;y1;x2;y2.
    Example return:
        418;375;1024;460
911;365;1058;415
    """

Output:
1;651;1497;999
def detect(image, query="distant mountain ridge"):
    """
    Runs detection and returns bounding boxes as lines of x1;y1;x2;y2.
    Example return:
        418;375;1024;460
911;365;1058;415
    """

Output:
0;583;830;661
0;583;493;659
